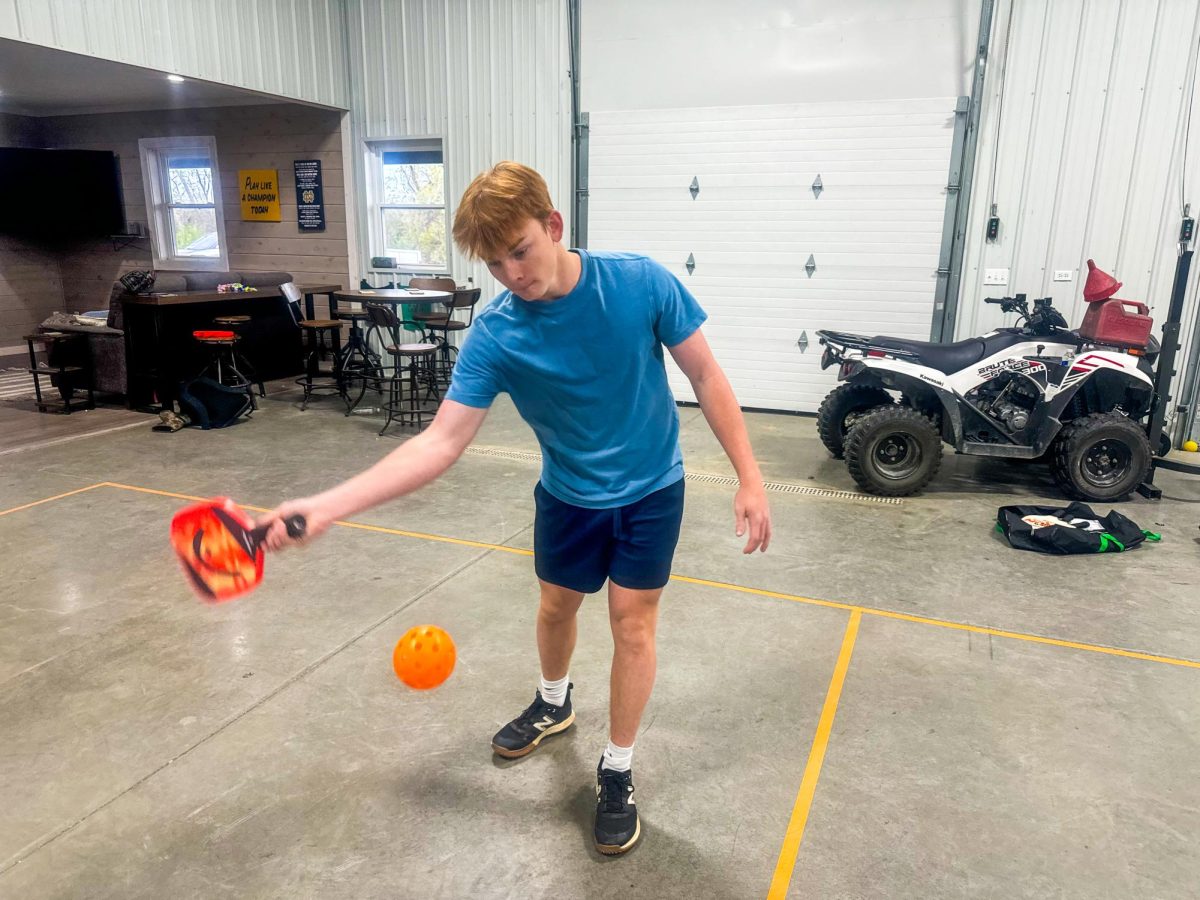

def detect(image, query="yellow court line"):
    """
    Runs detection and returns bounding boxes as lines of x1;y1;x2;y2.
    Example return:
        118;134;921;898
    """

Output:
97;482;536;555
767;610;861;900
0;483;107;518
674;575;1200;671
327;519;534;555
10;481;1200;670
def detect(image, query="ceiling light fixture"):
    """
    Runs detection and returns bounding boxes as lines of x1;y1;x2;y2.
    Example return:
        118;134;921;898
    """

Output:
166;74;185;83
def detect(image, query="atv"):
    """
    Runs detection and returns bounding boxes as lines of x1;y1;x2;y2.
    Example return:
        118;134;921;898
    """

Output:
815;292;1160;501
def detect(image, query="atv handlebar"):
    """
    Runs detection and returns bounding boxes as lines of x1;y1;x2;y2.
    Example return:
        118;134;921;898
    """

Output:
982;294;1069;336
985;295;1023;315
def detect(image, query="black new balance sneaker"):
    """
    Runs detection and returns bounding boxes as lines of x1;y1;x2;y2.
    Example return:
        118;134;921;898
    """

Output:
490;685;575;759
594;759;640;855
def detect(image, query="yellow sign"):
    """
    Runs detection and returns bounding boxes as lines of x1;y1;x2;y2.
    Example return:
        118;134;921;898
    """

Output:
239;169;281;221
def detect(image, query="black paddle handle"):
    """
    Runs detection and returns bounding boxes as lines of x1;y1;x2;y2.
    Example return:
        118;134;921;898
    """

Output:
249;514;307;546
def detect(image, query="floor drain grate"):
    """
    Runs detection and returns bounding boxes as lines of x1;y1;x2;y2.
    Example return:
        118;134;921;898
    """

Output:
465;447;902;505
465;447;543;463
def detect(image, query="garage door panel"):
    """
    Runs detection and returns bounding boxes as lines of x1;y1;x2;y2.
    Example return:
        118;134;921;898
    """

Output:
589;98;956;412
589;195;947;214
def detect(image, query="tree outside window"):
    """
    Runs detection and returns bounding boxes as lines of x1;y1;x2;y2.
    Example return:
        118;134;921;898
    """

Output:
139;136;228;271
377;148;446;268
167;157;220;257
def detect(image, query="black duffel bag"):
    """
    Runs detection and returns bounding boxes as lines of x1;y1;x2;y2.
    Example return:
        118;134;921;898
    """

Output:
177;377;252;430
996;502;1160;554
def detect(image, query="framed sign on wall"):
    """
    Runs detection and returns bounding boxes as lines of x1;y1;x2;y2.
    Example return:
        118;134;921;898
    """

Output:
239;169;281;221
294;159;325;232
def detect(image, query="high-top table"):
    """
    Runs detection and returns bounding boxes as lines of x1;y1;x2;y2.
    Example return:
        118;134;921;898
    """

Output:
329;287;452;316
328;288;453;414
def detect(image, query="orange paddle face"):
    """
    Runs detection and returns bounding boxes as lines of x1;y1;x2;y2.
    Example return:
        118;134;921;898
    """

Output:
170;498;265;602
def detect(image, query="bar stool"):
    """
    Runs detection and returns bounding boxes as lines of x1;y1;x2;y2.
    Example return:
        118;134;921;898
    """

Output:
297;318;345;410
212;314;265;398
364;303;434;435
334;308;384;413
423;287;481;385
408;276;457;336
281;283;345;410
363;302;431;366
381;341;441;434
192;330;255;406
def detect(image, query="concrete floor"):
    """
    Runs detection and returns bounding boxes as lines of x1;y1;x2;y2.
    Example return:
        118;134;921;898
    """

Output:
1;383;1198;899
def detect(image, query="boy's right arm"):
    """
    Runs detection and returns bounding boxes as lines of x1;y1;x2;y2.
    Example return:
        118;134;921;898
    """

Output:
259;399;489;550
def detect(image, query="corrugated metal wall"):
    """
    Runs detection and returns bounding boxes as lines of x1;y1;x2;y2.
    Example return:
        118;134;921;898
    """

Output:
0;0;349;109
343;0;572;293
958;0;1200;438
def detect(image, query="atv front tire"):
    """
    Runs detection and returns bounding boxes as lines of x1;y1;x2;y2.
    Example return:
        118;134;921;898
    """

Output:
817;383;893;459
1050;412;1152;502
844;406;943;496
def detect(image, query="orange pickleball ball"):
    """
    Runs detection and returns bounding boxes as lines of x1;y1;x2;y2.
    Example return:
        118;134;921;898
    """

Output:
392;625;456;690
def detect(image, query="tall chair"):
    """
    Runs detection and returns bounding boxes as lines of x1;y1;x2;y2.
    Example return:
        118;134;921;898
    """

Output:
422;287;481;384
365;303;440;434
408;276;458;329
282;281;344;410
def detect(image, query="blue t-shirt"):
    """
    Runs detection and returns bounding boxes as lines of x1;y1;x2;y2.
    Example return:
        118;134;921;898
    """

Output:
446;249;707;508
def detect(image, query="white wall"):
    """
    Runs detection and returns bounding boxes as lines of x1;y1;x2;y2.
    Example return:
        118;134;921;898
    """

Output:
0;0;349;109
957;0;1200;439
582;0;983;111
344;0;572;294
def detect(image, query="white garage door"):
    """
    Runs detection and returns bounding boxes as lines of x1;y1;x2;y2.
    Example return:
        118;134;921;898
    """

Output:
587;97;958;412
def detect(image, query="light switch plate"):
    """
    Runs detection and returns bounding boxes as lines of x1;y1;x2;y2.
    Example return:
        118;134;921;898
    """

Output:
984;268;1009;286
1053;270;1073;282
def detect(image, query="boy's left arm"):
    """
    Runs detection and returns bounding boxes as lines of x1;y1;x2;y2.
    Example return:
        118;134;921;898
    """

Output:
669;329;772;553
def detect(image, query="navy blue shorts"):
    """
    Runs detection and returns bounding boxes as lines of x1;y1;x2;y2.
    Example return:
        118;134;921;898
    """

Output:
533;478;685;594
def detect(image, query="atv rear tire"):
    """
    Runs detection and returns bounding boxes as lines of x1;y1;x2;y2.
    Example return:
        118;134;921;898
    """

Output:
1050;412;1152;502
844;406;942;496
817;383;893;459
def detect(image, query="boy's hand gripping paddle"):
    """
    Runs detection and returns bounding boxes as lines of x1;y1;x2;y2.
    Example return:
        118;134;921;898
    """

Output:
170;497;305;602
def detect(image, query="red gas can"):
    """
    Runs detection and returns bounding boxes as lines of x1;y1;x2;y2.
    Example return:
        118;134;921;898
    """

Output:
1078;299;1153;349
1077;260;1152;349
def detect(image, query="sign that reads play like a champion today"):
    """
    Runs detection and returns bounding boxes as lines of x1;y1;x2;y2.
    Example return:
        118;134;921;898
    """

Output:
239;169;281;221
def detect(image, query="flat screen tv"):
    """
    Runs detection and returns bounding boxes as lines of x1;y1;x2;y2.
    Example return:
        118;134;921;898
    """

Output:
0;147;126;240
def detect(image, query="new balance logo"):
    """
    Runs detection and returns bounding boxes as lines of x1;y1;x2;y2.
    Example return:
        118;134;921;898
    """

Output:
532;715;556;733
596;784;635;804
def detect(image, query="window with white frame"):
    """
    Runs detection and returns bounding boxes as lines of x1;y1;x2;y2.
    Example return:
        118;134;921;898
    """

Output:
367;140;447;270
138;136;228;271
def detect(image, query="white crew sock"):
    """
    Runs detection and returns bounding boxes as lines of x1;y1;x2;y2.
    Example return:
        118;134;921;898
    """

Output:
539;672;570;707
601;740;634;773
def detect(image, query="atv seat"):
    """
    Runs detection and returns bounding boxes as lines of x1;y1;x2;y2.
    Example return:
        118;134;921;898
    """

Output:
869;336;988;374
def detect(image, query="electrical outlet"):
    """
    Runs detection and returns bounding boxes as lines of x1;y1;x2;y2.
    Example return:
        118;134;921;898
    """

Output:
983;268;1009;286
1053;270;1073;282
